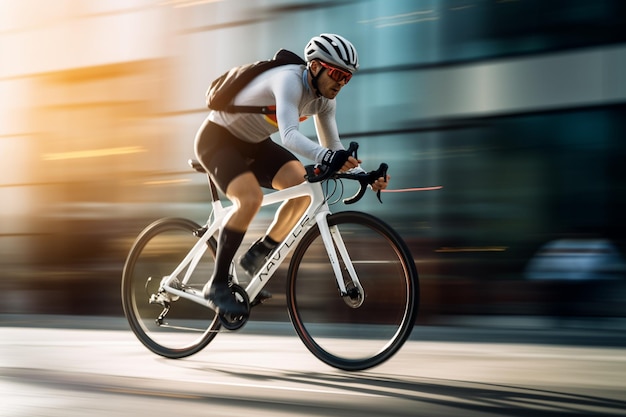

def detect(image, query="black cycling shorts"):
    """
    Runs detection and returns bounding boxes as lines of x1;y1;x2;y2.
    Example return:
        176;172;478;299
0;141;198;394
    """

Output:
194;119;299;193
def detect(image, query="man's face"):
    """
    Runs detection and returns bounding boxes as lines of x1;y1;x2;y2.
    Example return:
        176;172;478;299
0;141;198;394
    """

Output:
311;61;351;99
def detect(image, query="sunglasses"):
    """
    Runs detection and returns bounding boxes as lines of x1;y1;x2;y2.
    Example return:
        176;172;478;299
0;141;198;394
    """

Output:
318;61;353;84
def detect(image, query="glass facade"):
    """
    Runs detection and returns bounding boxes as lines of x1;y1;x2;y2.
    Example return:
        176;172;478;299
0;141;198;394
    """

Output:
1;0;625;315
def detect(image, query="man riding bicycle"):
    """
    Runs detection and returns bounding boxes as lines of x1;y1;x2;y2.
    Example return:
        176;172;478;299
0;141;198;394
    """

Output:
194;33;389;315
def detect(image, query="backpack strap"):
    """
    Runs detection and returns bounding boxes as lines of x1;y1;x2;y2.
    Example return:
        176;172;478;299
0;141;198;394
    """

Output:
223;105;277;114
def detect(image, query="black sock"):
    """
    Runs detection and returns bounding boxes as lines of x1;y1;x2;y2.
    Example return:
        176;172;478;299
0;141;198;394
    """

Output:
261;235;279;250
212;227;245;286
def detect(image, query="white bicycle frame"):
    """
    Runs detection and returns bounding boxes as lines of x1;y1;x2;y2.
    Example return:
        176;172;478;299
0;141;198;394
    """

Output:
158;180;364;309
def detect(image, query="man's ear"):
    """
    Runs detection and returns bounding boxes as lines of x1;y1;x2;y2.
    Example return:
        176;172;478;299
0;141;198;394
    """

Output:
309;60;321;76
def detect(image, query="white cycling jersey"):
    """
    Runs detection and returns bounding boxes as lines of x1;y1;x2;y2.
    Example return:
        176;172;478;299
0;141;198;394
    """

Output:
208;64;344;164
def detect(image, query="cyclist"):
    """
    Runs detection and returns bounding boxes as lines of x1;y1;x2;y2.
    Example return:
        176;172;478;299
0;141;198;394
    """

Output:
194;33;389;315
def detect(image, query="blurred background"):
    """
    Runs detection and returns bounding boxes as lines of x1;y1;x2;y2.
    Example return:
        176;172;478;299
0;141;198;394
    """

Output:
1;0;625;322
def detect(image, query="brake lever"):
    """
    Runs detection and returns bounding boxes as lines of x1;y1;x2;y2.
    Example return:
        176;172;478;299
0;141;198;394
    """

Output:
343;163;388;205
375;163;388;204
348;141;358;161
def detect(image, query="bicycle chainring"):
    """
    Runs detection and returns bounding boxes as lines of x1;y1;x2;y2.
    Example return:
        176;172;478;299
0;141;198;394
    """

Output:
218;284;251;331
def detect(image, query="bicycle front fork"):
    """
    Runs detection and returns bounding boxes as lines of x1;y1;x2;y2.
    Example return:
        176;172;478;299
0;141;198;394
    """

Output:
315;212;365;308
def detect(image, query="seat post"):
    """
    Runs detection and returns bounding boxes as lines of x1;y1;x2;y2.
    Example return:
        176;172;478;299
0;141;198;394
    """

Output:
188;159;221;203
207;174;220;203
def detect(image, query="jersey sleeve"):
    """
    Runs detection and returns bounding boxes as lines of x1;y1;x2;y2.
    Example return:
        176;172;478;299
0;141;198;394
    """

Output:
313;100;343;152
273;71;329;163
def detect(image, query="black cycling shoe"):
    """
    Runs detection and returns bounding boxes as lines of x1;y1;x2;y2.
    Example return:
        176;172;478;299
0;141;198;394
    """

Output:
239;238;276;277
203;282;247;316
251;289;273;307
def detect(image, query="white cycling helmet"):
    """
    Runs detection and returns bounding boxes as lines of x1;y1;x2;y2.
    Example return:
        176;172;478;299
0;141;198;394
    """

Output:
304;33;359;73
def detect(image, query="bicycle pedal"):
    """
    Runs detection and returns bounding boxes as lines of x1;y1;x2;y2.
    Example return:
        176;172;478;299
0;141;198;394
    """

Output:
251;289;273;307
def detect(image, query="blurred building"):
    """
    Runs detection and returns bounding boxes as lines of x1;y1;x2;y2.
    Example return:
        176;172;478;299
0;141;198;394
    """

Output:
1;0;625;317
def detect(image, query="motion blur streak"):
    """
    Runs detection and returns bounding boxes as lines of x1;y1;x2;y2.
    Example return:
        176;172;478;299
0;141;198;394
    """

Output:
41;146;146;161
0;1;625;324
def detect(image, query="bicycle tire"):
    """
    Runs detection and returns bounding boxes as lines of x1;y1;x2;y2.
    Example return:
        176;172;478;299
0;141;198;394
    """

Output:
286;211;419;371
121;217;220;358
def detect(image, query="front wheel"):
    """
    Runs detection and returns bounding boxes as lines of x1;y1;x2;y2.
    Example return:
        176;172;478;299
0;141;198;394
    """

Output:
121;217;220;358
287;211;419;371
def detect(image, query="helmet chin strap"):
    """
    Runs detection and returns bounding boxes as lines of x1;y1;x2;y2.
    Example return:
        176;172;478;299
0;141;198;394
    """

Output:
310;67;325;97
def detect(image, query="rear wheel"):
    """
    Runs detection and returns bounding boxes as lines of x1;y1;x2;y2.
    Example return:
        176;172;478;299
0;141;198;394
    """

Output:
287;211;419;371
121;217;220;358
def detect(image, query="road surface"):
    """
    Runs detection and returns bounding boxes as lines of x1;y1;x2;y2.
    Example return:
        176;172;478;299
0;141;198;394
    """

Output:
1;315;625;417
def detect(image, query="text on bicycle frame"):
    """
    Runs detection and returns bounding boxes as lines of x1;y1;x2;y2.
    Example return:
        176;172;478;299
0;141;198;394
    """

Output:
258;214;310;282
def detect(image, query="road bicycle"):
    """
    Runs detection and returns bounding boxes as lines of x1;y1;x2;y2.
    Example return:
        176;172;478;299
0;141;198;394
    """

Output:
121;142;419;371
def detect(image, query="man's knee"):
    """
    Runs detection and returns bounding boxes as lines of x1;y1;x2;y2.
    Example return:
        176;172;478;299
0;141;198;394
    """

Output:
237;190;263;211
227;174;263;210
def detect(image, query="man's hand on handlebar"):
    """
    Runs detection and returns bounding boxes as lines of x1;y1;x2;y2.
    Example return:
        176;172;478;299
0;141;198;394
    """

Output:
337;156;389;193
339;155;361;173
342;160;390;192
328;149;388;192
370;174;391;192
320;149;360;173
305;143;390;200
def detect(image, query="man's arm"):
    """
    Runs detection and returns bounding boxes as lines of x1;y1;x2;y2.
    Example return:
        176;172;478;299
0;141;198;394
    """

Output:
273;71;327;162
313;101;343;152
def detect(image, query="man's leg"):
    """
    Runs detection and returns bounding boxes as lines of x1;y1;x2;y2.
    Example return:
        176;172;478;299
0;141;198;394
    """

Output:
266;160;310;242
203;171;263;313
239;161;310;276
